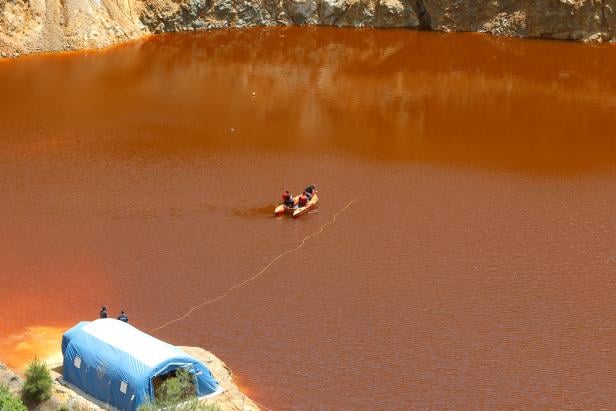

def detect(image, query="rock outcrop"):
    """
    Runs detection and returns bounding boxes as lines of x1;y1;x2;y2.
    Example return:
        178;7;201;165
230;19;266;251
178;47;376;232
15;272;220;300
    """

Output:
0;0;615;57
0;0;145;56
422;0;614;41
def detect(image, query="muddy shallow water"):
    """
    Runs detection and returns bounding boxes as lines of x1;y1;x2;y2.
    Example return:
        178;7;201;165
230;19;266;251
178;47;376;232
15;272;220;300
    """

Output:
1;27;616;409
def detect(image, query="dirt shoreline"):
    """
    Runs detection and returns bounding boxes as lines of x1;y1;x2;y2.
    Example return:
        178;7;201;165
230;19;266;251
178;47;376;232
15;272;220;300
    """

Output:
0;347;260;410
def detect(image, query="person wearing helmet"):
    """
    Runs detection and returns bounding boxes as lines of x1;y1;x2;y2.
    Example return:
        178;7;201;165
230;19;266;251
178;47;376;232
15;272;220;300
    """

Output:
304;184;316;201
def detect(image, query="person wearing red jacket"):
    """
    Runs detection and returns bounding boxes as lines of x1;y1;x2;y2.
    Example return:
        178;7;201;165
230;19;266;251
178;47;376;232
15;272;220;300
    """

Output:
298;192;308;207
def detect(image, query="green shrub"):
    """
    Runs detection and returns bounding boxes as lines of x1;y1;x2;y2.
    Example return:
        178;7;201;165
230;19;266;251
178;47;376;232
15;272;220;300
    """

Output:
21;357;53;404
0;385;27;411
137;369;219;411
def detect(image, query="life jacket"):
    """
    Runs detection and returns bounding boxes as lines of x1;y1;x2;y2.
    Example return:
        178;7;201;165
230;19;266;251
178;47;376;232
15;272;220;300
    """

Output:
284;196;294;207
298;194;308;207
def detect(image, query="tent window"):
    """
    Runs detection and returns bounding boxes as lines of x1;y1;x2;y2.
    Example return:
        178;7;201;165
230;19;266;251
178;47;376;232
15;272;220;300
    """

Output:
120;381;128;394
74;357;82;369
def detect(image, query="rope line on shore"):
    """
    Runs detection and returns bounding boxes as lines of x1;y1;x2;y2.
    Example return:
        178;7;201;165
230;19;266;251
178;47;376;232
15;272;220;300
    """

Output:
222;390;243;411
149;197;359;336
226;384;274;411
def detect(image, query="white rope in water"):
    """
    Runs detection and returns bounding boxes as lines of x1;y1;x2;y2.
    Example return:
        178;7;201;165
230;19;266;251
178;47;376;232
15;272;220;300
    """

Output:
149;294;229;334
229;198;359;291
149;197;359;335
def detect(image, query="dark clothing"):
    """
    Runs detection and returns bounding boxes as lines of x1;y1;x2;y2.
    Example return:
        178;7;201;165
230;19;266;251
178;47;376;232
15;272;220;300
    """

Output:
118;314;129;322
298;194;308;207
284;196;294;208
282;193;291;202
305;185;315;194
100;309;108;319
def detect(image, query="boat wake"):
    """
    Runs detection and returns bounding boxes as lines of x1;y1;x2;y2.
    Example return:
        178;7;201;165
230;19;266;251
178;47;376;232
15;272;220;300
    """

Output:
232;203;279;218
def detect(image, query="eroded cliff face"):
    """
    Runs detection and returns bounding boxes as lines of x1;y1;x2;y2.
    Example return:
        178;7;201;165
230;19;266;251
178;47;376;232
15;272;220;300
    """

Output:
423;0;615;41
0;0;144;56
138;0;418;32
0;0;614;57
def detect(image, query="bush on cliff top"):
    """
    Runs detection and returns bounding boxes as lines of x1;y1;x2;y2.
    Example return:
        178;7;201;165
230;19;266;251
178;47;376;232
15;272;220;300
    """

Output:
21;357;52;404
0;385;27;411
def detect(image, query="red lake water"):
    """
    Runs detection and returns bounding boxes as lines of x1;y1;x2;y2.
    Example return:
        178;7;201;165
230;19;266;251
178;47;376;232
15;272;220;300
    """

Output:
1;27;616;409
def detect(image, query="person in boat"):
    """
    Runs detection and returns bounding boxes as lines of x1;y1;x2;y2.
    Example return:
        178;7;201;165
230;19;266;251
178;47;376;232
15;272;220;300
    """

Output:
283;190;295;208
304;184;316;200
99;306;108;319
298;191;308;208
117;310;129;323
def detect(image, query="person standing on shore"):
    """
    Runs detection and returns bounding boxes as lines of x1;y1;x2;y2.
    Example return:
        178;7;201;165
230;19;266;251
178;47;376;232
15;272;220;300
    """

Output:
117;310;129;322
100;306;108;318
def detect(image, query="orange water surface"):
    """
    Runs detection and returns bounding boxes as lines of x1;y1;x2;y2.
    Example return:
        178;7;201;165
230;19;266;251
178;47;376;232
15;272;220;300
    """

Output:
1;27;616;408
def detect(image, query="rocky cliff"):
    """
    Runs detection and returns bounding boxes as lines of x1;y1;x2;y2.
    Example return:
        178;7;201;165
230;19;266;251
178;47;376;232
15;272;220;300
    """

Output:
0;0;614;57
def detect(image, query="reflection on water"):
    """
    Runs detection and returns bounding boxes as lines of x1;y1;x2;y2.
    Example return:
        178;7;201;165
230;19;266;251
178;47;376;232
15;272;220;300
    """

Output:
1;27;616;409
2;27;616;172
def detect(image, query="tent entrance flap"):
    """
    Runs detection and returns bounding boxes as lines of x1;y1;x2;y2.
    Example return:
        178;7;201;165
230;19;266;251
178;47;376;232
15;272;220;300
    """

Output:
152;367;197;403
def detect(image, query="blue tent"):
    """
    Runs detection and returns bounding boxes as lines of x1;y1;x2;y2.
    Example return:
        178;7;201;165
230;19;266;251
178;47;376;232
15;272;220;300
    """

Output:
62;319;221;410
